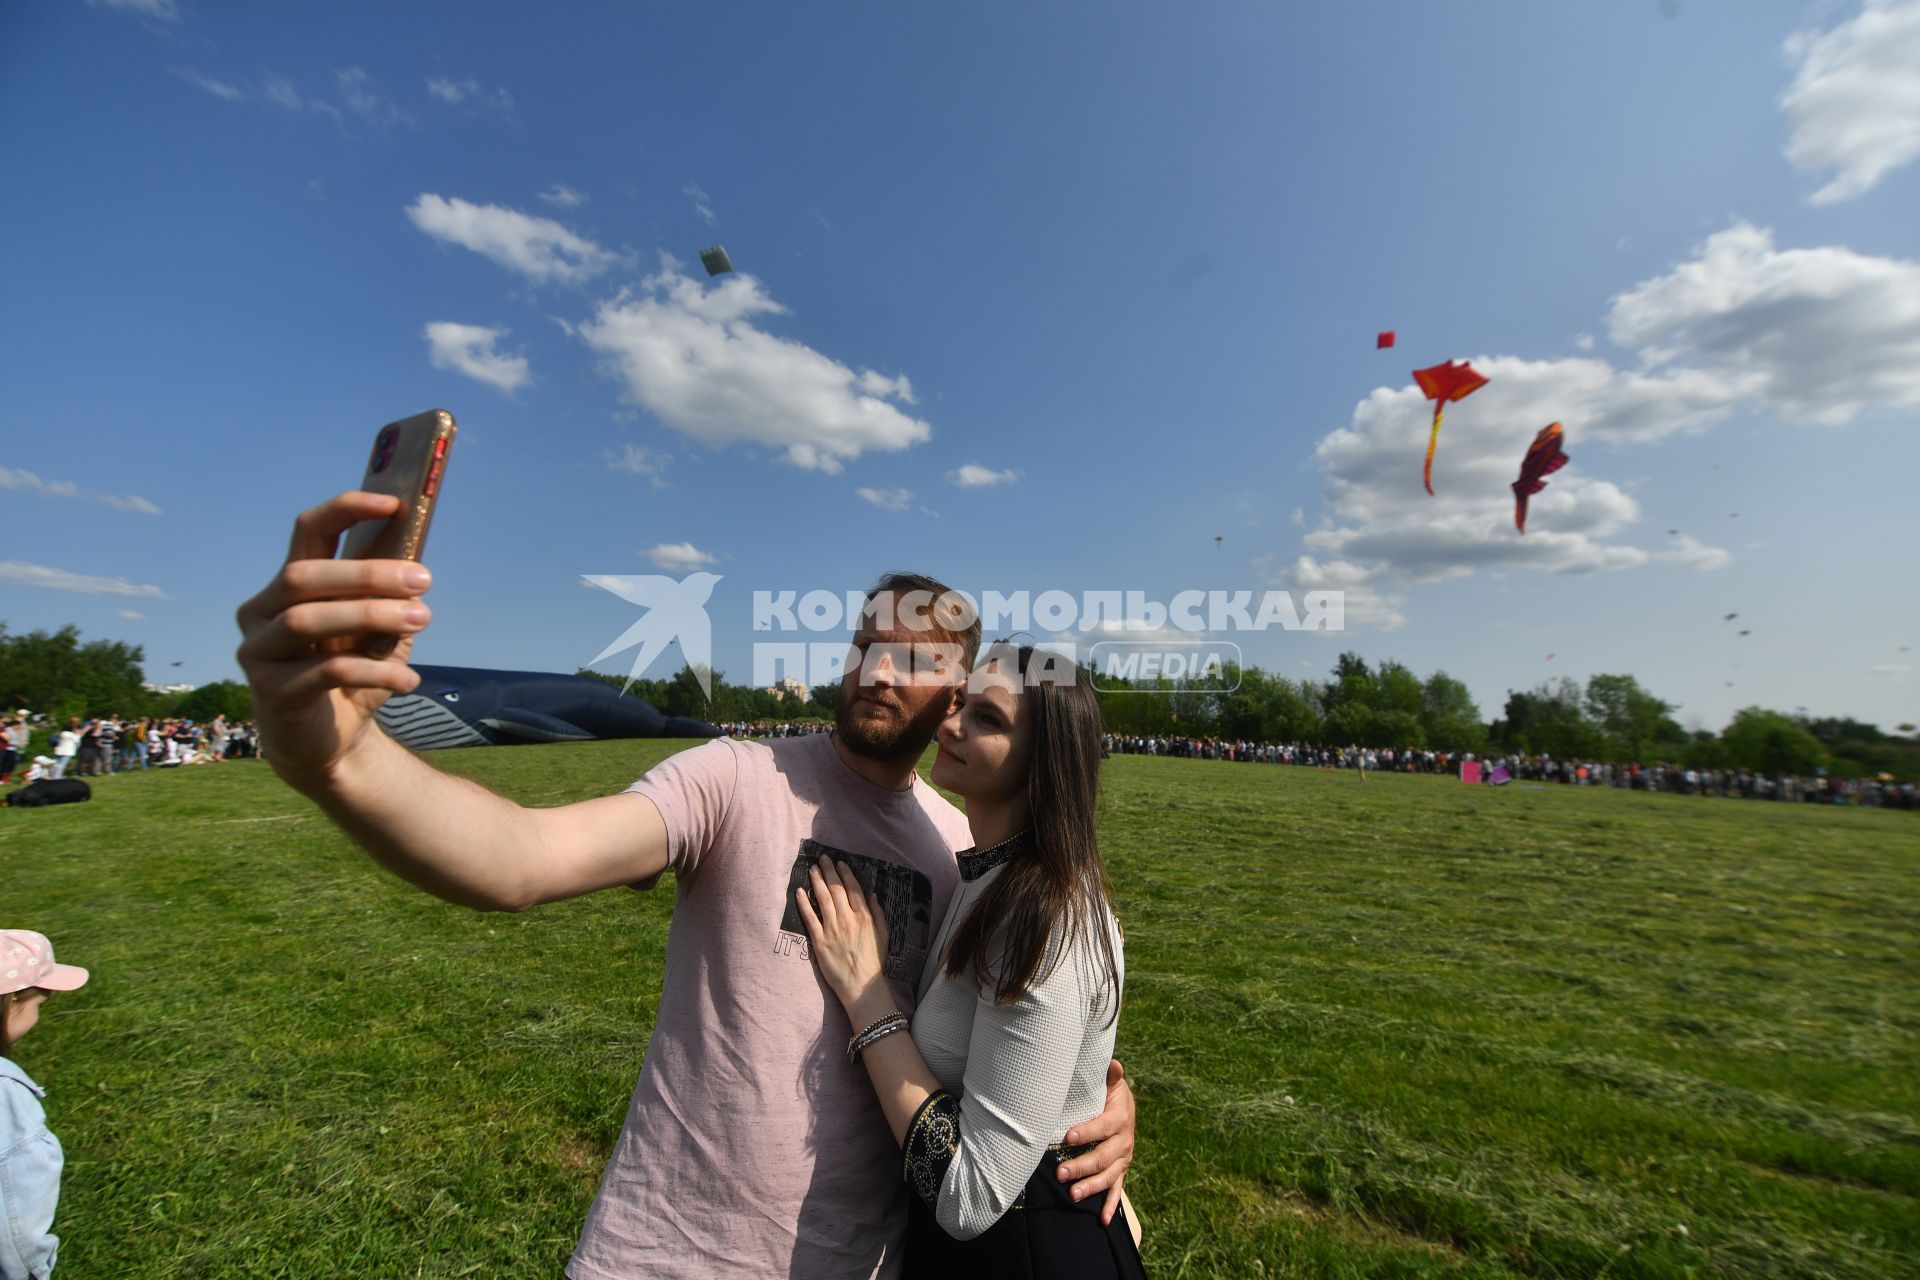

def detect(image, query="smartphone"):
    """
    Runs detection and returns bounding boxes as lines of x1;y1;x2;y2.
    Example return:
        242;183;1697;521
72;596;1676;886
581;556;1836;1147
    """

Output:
337;409;457;658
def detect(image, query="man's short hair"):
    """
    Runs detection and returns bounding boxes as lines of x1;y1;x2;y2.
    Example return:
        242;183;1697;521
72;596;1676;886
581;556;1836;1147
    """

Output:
860;572;982;672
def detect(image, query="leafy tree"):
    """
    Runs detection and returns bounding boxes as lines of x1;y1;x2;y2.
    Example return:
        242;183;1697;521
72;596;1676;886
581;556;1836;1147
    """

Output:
1584;674;1683;762
810;682;843;717
1491;679;1600;758
0;623;152;719
1370;709;1425;750
1322;702;1373;747
1420;672;1486;753
167;681;254;723
1374;661;1425;718
1721;708;1829;776
660;665;720;720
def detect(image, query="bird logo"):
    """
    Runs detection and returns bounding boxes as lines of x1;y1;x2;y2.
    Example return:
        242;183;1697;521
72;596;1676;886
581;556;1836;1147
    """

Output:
583;573;723;699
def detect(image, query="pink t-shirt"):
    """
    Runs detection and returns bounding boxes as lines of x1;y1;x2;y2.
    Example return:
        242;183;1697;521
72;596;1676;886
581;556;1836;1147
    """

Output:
567;731;971;1280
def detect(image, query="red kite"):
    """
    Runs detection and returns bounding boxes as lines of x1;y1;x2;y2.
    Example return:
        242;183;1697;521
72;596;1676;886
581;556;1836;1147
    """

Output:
1511;422;1568;533
1377;330;1395;349
1412;360;1489;494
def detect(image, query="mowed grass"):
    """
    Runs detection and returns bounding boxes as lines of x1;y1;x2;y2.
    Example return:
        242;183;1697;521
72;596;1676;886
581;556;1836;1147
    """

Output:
5;745;1916;1278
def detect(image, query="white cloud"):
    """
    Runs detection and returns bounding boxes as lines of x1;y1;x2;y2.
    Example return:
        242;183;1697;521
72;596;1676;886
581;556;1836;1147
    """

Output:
1652;534;1734;573
604;442;670;487
118;609;145;620
947;463;1018;488
171;69;346;125
539;183;587;208
335;68;410;129
1781;0;1920;204
423;75;514;116
578;263;933;473
1295;355;1734;622
0;466;161;515
87;0;179;20
423;322;531;395
0;561;168;599
1282;557;1405;632
683;182;717;225
1288;221;1920;627
172;68;244;101
1606;222;1920;425
426;76;477;103
1310;353;1732;578
857;487;915;512
1064;618;1204;648
406;194;617;284
258;73;306;111
642;542;718;572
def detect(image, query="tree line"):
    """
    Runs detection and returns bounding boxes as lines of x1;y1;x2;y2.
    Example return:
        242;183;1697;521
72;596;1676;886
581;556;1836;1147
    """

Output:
8;621;1911;781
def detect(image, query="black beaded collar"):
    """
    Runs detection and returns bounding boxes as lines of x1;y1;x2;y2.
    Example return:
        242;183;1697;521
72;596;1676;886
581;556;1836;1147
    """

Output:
956;829;1032;882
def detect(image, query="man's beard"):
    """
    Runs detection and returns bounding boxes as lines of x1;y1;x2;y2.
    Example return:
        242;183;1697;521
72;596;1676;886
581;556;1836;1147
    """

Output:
835;689;947;765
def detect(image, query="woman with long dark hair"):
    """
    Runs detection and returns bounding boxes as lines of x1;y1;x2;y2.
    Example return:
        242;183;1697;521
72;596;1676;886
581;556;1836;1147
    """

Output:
797;643;1145;1278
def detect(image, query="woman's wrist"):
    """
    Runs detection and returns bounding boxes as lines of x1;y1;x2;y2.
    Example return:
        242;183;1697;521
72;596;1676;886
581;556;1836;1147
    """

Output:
842;980;896;1026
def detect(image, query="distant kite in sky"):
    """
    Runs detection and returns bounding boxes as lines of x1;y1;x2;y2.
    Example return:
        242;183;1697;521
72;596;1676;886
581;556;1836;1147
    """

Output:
1667;529;1680;535
1724;612;1739;621
1511;422;1568;533
1377;330;1395;349
1412;360;1489;495
1898;723;1916;733
699;245;734;276
1215;535;1223;549
1545;652;1556;661
1738;629;1752;636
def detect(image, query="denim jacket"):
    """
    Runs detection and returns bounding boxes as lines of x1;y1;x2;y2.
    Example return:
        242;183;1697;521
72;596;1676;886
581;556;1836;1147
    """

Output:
0;1056;60;1279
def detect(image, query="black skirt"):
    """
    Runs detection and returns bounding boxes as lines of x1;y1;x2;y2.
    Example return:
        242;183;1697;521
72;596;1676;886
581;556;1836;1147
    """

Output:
902;1149;1148;1280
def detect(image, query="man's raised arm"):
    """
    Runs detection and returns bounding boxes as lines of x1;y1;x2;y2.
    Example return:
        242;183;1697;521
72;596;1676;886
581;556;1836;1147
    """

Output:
236;492;668;912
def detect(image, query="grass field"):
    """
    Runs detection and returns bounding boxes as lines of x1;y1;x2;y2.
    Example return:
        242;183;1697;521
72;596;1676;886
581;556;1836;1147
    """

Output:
5;744;1916;1278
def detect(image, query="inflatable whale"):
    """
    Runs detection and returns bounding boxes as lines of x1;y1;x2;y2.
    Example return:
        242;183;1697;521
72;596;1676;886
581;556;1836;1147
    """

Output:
376;664;722;750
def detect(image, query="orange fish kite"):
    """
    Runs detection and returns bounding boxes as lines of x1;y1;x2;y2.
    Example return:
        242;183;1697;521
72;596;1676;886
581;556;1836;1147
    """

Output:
1412;360;1489;495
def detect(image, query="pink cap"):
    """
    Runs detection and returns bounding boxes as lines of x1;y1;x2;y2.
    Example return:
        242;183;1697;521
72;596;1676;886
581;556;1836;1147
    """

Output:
0;930;89;996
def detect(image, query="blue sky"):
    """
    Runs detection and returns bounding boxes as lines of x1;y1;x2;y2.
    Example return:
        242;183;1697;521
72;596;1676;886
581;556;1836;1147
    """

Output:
4;0;1918;732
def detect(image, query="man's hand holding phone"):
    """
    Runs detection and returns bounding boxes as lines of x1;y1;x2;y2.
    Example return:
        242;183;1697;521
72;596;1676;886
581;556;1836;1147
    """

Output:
236;410;454;790
234;490;435;787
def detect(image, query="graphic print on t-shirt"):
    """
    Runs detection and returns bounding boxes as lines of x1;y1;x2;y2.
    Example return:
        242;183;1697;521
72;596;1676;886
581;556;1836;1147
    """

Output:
777;838;936;982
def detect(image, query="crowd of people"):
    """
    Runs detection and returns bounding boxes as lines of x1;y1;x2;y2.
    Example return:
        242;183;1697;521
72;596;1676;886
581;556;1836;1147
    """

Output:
715;718;833;740
1100;734;1919;810
0;712;260;785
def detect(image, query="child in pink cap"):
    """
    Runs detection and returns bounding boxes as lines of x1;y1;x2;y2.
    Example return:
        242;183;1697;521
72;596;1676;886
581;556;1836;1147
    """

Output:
1;929;89;1280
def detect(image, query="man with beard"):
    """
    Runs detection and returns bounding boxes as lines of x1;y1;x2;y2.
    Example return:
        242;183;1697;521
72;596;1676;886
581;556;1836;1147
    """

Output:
235;492;1135;1280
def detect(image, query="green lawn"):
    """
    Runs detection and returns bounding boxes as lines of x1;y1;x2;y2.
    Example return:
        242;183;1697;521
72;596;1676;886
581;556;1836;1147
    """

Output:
6;745;1916;1278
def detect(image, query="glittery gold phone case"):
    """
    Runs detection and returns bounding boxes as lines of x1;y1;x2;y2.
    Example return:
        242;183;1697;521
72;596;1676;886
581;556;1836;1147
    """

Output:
336;410;456;658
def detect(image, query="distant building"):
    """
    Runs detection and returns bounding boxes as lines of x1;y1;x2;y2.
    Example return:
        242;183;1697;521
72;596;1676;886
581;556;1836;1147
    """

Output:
143;682;196;695
763;676;811;703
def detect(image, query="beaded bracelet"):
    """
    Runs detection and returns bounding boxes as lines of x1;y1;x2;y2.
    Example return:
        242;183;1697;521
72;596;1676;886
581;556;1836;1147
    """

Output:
851;1012;905;1043
847;1012;909;1065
